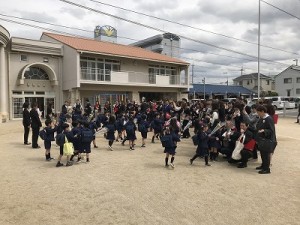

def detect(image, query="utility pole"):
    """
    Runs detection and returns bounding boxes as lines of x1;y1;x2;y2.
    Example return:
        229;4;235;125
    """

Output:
203;77;206;100
258;0;261;99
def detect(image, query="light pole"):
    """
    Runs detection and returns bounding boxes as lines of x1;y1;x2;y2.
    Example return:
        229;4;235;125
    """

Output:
258;0;261;99
202;77;206;99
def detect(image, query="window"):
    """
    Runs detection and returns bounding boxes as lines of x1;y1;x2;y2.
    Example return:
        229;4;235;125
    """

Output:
296;89;300;94
239;81;242;85
36;92;45;95
297;77;300;83
12;91;22;95
24;67;49;80
266;80;270;85
247;80;250;85
13;98;24;118
80;57;120;81
284;78;292;83
21;55;27;61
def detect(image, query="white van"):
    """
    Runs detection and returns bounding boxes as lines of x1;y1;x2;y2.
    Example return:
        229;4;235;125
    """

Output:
265;96;295;110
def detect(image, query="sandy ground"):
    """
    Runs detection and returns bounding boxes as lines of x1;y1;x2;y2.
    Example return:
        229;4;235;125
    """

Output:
0;117;299;225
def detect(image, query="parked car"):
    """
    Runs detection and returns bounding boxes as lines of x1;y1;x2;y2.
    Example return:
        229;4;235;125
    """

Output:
290;97;300;108
265;96;295;110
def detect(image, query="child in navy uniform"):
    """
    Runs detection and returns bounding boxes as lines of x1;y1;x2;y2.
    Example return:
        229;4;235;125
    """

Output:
105;115;117;151
70;121;82;162
124;116;137;150
44;119;57;161
138;114;149;147
162;127;180;168
56;123;74;167
190;123;211;166
80;121;95;162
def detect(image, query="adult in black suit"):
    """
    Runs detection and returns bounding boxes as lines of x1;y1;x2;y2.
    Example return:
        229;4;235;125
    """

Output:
30;102;42;148
255;105;277;174
22;102;31;145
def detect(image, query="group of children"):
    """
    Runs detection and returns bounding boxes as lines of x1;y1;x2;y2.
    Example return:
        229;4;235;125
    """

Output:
36;97;276;171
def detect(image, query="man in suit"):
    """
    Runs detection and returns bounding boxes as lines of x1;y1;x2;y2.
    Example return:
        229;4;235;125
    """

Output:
22;102;31;145
30;102;42;148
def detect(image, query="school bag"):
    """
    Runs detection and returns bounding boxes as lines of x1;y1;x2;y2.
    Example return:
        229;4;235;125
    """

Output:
63;136;74;156
138;122;147;133
125;124;134;134
192;134;199;146
81;129;94;143
56;133;66;146
160;135;174;148
39;129;46;140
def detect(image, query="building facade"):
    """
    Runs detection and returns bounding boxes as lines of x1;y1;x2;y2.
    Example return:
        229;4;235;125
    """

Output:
0;25;189;121
130;33;181;58
233;73;274;96
275;65;300;96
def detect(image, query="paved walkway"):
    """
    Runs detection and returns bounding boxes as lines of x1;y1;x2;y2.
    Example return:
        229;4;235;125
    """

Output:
0;118;299;225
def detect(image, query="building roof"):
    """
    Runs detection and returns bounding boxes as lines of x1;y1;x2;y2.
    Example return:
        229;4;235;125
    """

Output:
276;65;300;78
190;84;254;95
233;73;272;81
42;33;188;65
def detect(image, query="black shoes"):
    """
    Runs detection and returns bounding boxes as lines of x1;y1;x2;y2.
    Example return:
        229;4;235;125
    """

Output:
32;146;41;149
255;166;263;170
258;170;270;174
189;159;193;165
237;163;247;168
56;162;64;167
24;142;31;145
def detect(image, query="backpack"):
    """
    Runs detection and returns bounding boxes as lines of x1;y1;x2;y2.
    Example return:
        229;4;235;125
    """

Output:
138;123;147;133
125;124;134;134
39;129;46;140
192;134;199;146
81;129;94;143
160;135;174;148
56;133;66;146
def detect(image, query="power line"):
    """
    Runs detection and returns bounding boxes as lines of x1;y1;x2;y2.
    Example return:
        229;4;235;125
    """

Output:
0;12;256;62
0;12;291;69
59;0;292;68
0;13;138;42
0;11;291;67
261;0;300;21
88;0;300;56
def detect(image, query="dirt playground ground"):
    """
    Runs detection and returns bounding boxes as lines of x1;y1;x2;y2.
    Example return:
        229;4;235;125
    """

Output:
0;117;299;225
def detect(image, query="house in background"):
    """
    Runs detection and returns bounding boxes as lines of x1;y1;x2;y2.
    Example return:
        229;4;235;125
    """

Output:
233;73;274;96
275;65;300;96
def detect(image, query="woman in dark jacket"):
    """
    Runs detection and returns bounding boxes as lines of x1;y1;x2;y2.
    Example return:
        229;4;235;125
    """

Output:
255;105;277;174
22;102;31;145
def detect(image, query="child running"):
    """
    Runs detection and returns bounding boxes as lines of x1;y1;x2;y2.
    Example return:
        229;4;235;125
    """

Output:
162;127;180;168
190;123;211;166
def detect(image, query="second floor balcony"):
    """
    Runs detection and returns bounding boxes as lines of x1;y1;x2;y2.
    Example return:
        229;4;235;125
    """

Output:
80;68;188;87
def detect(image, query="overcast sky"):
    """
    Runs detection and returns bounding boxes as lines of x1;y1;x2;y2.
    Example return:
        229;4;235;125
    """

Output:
1;0;299;84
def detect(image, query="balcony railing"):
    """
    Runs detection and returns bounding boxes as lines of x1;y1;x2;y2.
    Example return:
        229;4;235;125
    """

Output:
80;68;188;86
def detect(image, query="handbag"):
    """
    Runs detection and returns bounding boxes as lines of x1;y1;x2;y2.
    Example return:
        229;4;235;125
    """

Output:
257;137;276;152
231;134;244;160
63;136;74;156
